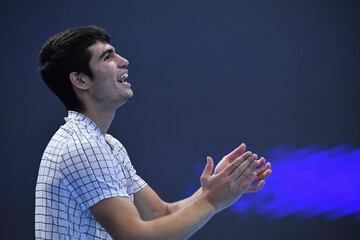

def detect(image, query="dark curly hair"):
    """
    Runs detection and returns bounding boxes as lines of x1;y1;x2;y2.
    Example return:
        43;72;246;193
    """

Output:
39;26;110;112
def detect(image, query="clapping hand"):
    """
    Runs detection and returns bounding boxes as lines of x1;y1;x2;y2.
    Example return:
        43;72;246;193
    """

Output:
213;143;272;192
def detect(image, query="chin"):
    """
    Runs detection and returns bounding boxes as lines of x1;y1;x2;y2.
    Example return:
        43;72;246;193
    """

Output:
117;93;133;107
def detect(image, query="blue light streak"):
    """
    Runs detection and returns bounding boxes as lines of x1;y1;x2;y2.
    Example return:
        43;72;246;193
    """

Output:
184;145;360;221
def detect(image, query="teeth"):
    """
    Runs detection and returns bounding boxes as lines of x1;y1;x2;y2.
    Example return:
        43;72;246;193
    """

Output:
118;73;128;82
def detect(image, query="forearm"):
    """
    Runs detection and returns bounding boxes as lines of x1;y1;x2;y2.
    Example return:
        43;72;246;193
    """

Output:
165;188;202;214
93;194;216;240
136;195;215;240
134;186;203;220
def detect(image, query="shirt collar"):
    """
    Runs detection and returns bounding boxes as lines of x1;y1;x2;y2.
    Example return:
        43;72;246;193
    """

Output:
65;111;104;140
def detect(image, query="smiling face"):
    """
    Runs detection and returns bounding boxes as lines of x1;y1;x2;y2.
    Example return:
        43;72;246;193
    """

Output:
86;41;132;110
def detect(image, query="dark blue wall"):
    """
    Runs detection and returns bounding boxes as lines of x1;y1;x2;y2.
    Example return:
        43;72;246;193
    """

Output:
1;0;359;239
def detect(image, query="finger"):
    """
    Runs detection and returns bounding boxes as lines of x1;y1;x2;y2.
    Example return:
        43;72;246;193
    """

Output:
256;157;266;169
254;169;272;182
232;156;258;183
256;162;271;176
223;143;246;163
202;156;214;177
233;172;257;193
223;151;252;175
246;180;266;192
200;156;214;185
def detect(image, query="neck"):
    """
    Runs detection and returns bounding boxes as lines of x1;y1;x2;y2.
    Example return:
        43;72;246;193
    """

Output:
81;108;115;135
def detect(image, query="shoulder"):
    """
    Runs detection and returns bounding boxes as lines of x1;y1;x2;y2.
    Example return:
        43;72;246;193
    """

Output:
66;135;105;154
105;134;128;153
59;135;113;174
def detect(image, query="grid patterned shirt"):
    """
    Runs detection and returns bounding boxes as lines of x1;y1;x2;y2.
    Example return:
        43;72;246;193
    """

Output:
35;111;147;239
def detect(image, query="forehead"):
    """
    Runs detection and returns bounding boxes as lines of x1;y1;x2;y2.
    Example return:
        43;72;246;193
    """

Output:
87;41;114;60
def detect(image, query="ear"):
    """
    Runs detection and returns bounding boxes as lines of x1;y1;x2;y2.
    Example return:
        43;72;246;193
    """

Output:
69;72;90;91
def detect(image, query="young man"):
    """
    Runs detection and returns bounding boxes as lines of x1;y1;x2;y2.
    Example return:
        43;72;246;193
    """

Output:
35;26;272;239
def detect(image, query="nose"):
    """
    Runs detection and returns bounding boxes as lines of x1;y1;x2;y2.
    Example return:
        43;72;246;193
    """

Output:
116;54;129;68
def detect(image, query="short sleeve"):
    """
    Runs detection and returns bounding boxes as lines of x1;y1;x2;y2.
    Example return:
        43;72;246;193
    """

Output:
106;134;148;194
123;155;147;193
59;138;128;210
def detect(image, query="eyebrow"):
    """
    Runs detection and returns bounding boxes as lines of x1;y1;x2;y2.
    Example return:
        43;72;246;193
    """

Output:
99;48;115;60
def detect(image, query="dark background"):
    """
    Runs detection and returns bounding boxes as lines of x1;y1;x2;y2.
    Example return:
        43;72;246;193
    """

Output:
1;0;359;239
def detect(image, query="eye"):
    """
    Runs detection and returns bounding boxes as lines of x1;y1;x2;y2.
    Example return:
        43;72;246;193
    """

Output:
104;54;111;61
102;49;116;61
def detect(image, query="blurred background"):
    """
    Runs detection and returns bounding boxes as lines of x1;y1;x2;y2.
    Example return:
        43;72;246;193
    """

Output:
1;0;359;239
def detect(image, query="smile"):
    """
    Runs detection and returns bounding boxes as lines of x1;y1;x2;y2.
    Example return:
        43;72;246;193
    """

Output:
117;73;128;83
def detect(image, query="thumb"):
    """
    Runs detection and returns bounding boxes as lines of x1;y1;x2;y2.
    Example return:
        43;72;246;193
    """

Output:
201;156;214;178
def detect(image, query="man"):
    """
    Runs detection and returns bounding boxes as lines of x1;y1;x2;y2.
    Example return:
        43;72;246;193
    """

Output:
35;26;272;239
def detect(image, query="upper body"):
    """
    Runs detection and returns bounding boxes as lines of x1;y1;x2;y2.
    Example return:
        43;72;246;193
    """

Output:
37;26;272;239
35;111;147;239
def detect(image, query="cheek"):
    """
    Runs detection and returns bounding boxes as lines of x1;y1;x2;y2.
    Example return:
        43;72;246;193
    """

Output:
94;67;111;79
92;68;116;84
91;62;116;76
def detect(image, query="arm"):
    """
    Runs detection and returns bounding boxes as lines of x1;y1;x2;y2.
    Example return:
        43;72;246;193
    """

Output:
91;151;260;240
91;193;215;240
134;185;203;220
165;188;202;214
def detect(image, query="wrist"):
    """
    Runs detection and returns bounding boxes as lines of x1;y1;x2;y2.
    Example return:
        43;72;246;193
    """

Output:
197;191;217;216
